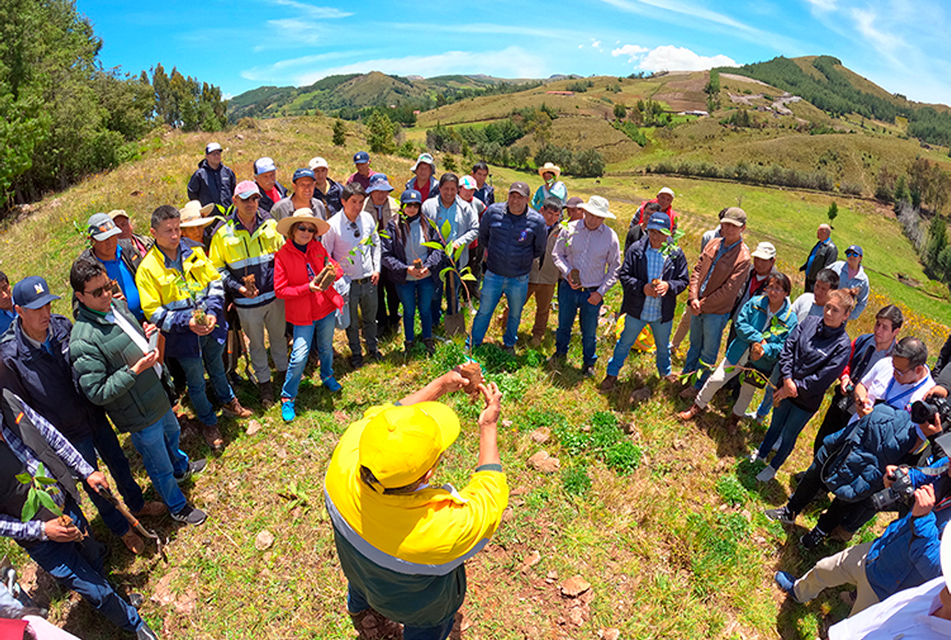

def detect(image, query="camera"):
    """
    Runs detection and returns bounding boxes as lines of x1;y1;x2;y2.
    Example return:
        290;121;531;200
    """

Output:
870;466;916;510
911;397;951;459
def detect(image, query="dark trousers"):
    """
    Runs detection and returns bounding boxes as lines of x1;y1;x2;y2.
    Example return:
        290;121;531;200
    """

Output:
72;425;145;538
787;447;874;534
814;390;852;454
25;497;143;632
376;276;401;332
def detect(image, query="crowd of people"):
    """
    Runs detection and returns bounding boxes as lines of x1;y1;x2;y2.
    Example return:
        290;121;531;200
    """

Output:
0;139;949;640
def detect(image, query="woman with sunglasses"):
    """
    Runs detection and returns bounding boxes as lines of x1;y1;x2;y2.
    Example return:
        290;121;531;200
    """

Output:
381;190;447;357
274;208;343;421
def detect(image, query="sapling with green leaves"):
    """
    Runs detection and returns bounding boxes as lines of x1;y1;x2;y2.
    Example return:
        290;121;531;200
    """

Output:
16;463;83;537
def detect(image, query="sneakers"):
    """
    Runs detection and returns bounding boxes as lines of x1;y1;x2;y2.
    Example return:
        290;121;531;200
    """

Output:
599;375;618;392
136;622;160;640
772;437;783;452
258;381;274;408
202;424;223;451
121;530;145;555
745;410;768;426
800;527;828;550
323;376;342;393
281;398;296;422
748;451;766;465
581;364;596;378
774;571;800;600
349;354;364;369
367;350;383;362
764;505;796;524
170;503;207;526
131;501;167;517
221;398;252;419
756;465;778;482
174;459;207;484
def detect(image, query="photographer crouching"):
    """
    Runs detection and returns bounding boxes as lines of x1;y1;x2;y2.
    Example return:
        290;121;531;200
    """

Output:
773;396;951;617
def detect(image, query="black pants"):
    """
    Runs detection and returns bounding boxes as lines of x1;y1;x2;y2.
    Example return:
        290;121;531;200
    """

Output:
376;277;400;332
788;447;876;534
814;390;852;454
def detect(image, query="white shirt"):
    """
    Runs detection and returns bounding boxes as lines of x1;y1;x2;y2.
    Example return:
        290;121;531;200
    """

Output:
829;576;951;639
852;357;934;419
323;211;381;279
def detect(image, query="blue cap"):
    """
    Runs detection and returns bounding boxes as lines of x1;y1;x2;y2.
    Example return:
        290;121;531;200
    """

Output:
367;174;394;193
353;151;370;164
292;168;316;182
13;276;61;310
646;212;672;235
846;245;863;257
400;189;422;205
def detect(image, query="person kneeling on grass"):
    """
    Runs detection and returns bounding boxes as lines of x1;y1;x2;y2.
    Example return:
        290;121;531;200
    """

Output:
274;208;343;421
748;288;854;482
677;271;796;434
324;369;507;640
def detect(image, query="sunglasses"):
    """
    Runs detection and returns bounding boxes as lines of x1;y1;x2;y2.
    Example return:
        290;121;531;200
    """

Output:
348;221;361;238
84;282;114;298
296;225;318;234
244;195;261;202
846;252;860;257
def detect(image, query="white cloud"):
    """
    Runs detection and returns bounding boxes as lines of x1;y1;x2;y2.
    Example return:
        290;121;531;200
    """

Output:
803;0;837;11
612;44;736;70
260;19;322;46
592;40;602;48
265;0;352;18
851;8;899;54
612;44;649;60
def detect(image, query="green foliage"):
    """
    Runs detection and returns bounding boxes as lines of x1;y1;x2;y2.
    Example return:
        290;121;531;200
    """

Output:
573;148;605;178
16;463;63;522
827;201;839;223
566;81;588;93
613;103;627;119
365;110;397;154
442;154;457;173
518;409;568;432
332;119;346;146
649;159;835;192
604;440;643;475
612;120;649;146
561;465;592;495
715;475;750;506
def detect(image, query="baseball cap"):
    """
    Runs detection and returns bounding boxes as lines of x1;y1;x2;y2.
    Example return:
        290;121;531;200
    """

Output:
721;207;747;227
846;245;864;257
367;174;394;193
657;187;675;198
411;153;436;173
205;142;222;154
234;180;261;200
358;403;460;490
646;212;672;235
13;276;61;310
308;156;329;170
86;213;122;241
254;157;277;175
107;209;130;221
459;175;477;190
400;189;422;205
564;196;584;208
508;181;530;198
292;168;316;183
751;242;777;260
353;151;370;165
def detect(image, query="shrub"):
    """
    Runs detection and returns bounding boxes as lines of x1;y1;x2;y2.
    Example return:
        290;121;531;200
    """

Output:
561;466;592;495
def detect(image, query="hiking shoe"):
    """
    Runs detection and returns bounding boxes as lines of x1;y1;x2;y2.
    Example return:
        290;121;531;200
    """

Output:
281;398;296;422
800;527;828;550
174;459;207;484
170;504;206;526
764;505;796;524
581;364;596;378
529;336;543;348
677;404;702;421
121;530;145;555
202;424;223;451
258;381;274;408
131;501;167;517
349;354;364;369
599;375;618;392
136;622;159;640
422;338;435;355
367;350;383;362
222;398;252;419
774;571;799;600
664;373;680;385
756;465;778;482
324;376;342;393
502;345;516;356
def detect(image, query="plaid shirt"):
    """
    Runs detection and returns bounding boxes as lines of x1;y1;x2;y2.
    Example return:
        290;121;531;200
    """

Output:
640;245;666;322
0;394;93;542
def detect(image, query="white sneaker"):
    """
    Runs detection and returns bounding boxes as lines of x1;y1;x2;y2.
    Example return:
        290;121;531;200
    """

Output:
756;466;777;482
748;452;766;465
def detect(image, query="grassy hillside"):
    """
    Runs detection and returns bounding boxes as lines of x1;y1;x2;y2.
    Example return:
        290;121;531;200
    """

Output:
2;119;949;640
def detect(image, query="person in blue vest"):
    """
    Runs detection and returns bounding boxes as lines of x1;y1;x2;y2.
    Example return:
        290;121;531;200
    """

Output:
77;213;145;322
186;142;236;210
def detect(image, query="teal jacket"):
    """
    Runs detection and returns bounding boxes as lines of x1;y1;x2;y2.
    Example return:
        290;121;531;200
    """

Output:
724;294;797;372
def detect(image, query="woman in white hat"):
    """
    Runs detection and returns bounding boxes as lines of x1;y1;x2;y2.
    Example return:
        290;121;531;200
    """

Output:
178;201;217;248
531;162;567;210
274;208;343;421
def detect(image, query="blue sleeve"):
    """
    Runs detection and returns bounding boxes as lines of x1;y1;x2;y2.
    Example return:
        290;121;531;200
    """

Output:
733;298;762;345
762;311;797;361
909;512;943;581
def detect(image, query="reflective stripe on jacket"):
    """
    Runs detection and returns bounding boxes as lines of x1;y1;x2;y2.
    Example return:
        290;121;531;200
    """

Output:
208;212;283;309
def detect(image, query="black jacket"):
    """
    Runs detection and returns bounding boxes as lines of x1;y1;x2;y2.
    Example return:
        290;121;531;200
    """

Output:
800;239;838;280
617;236;689;323
380;216;446;285
187;159;237;208
779;315;851;412
257;181;287;213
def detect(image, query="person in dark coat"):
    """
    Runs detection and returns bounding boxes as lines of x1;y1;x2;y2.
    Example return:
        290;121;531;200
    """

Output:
186;142;237;209
800;223;838;293
253;156;287;213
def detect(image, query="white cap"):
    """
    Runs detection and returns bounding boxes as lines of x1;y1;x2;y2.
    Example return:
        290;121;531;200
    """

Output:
657;187;675;198
308;156;329;170
254;157;277;175
205;142;222;154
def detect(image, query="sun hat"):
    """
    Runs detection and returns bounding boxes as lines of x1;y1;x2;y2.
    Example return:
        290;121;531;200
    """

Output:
400;190;422;206
358;402;460;490
13;276;61;310
537;162;561;178
646;212;672;235
411;153;436;173
751;242;777;260
508;182;530;198
578;195;616;220
657;186;675;198
367;173;394;193
275;208;330;238
459;175;477;190
86;213;122;241
292;168;316;183
205;142;222;154
308;157;329;171
846;244;864;257
721;207;747;227
254;157;277;175
179;201;216;228
353;151;370;165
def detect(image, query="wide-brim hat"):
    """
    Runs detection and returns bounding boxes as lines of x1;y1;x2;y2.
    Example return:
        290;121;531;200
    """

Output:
179;201;216;228
275;208;330;238
411;153;436;173
358;402;460;490
538;162;561;178
578;195;616;219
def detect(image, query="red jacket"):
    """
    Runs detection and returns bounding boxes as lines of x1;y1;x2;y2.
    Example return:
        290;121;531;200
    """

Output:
635;198;678;229
274;240;343;326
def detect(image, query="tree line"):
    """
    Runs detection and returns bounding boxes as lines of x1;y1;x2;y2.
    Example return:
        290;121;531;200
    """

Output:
1;0;226;208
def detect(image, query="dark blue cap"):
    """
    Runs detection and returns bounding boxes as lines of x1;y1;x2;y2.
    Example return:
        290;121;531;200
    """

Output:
367;174;393;193
846;245;863;257
646;212;672;235
13;276;61;310
400;189;422;205
292;168;316;182
353;151;370;164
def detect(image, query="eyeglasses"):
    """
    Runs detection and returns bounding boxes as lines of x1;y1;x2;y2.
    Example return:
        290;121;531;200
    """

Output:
894;365;915;377
764;286;785;293
296;225;317;234
348;221;361;238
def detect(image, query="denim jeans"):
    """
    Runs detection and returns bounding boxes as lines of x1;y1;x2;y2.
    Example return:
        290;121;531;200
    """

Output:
756;399;816;471
177;333;235;426
554;281;603;366
127;409;190;514
606;316;673;377
470;270;529;348
348;583;455;640
26;497;144;632
396;277;435;343
72;424;146;537
282;312;336;400
683;311;731;387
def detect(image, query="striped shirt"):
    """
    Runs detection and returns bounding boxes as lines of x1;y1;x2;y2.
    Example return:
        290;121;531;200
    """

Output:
641;245;665;322
551;219;621;297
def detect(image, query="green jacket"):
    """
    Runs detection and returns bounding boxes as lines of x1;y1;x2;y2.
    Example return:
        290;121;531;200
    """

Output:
70;300;171;433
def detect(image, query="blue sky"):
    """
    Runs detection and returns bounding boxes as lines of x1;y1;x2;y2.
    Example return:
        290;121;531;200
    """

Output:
80;0;951;106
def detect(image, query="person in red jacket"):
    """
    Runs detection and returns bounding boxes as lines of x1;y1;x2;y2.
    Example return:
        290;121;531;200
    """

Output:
274;208;344;421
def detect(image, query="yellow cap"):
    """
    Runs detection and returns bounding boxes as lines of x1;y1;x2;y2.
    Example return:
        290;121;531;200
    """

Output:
358;403;460;489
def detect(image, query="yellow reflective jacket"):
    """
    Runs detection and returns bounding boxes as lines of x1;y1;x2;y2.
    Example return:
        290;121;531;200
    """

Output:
208;211;283;309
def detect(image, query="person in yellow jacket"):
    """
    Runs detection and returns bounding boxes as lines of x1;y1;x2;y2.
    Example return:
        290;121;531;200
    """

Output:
324;370;506;639
136;205;251;451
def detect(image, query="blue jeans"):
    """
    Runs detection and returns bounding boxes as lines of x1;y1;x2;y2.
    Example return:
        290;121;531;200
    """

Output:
397;277;435;343
178;334;235;426
283;312;336;399
72;424;146;538
470;271;529;348
606;316;673;377
683;311;731;387
754;363;782;419
348;583;455;640
128;409;189;514
26;497;144;632
757;399;816;471
555;281;603;365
